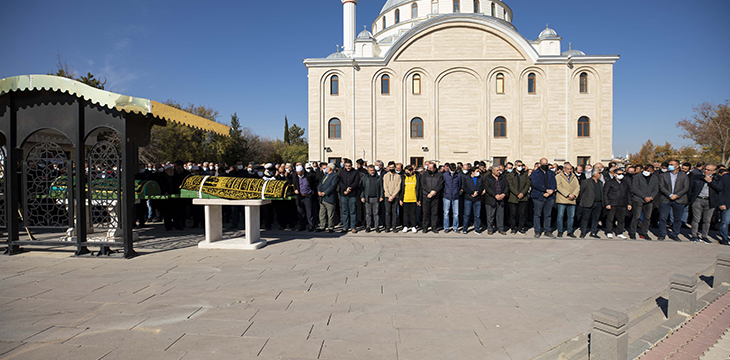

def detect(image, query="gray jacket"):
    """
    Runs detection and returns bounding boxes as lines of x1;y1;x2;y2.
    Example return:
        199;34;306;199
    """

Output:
631;174;659;204
658;171;691;204
578;178;604;208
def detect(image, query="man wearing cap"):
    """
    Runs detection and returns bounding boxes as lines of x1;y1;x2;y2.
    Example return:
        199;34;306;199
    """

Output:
293;165;316;231
317;163;340;232
261;163;277;231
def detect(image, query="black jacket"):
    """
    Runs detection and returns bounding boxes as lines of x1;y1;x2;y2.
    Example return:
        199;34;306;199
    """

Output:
692;173;721;208
484;175;510;206
579;178;604;207
420;170;444;198
338;168;362;197
360;174;384;200
603;177;631;207
710;174;730;209
292;173;317;204
631;174;659;204
461;175;485;201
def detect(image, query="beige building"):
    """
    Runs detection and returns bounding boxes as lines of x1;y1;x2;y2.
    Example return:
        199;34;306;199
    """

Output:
304;0;619;167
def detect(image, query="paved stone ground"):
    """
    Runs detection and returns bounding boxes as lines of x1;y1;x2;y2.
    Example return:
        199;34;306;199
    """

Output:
0;226;725;360
640;292;730;360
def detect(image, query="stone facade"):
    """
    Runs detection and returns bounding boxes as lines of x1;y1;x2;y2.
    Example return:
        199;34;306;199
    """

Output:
304;1;618;166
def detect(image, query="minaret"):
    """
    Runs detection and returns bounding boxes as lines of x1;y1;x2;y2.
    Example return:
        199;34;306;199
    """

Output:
342;0;358;56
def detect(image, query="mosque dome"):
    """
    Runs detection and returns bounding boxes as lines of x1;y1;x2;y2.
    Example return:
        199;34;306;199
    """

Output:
562;49;585;56
380;0;410;14
326;51;349;59
356;28;374;40
538;26;559;40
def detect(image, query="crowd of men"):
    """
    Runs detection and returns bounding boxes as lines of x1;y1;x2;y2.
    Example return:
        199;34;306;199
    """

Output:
134;158;730;245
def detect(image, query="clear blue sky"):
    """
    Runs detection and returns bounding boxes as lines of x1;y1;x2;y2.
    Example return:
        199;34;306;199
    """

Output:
2;0;729;156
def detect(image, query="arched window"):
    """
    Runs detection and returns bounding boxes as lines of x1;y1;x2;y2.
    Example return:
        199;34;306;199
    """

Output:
411;118;424;138
494;117;507;138
395;9;400;24
432;0;439;14
412;74;421;95
527;73;536;94
491;3;495;16
578;116;590;137
381;74;390;95
412;3;418;18
328;119;341;139
453;0;460;12
382;17;386;29
580;72;588;93
496;73;505;94
473;0;480;13
330;75;339;95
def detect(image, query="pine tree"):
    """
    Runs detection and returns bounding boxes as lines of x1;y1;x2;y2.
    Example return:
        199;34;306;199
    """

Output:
284;116;290;145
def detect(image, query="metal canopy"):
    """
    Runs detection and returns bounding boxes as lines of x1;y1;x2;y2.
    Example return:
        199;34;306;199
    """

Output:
0;75;231;137
0;74;229;258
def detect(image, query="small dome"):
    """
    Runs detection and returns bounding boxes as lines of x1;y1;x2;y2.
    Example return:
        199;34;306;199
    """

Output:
357;28;374;41
326;51;349;59
562;49;585;56
538;25;559;40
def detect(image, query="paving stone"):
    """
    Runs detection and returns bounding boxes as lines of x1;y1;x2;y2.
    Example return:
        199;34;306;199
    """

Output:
97;348;187;360
166;333;267;356
257;338;323;358
318;339;397;360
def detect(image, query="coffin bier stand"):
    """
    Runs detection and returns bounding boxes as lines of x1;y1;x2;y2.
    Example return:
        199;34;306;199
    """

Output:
193;199;270;250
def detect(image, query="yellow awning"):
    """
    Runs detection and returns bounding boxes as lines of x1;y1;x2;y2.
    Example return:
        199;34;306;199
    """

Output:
0;75;231;136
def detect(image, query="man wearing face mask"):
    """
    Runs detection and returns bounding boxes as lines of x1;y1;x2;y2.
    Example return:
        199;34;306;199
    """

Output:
507;160;531;234
316;163;340;233
657;160;691;241
421;162;444;234
484;165;510;235
382;161;402;233
441;163;462;233
339;159;362;233
579;170;604;239
531;158;558;238
629;164;659;240
458;163;472;228
556;163;580;238
292;165;316;231
461;167;485;234
689;164;718;243
603;168;632;239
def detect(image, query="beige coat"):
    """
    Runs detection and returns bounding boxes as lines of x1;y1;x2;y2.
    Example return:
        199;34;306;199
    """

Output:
383;172;402;199
556;171;580;205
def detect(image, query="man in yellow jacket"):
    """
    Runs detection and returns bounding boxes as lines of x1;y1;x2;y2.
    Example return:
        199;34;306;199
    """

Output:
556;163;581;237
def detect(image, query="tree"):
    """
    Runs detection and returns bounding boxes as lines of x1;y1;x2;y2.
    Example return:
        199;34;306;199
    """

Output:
629;140;656;165
677;100;730;166
287;124;307;146
284;116;290;145
49;53;106;89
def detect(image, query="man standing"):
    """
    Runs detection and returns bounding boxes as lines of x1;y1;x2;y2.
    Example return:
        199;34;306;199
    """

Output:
400;165;421;233
630;164;659;240
603;168;632;239
484;165;509;235
507;160;531;234
579;170;604;239
556;163;580;238
531;158;557;238
690;164;718;243
657;160;691;241
442;163;461;233
360;165;384;233
420;162;444;233
293;165;317;231
383;161;402;233
316;163;340;233
461;167;485;234
339;159;361;233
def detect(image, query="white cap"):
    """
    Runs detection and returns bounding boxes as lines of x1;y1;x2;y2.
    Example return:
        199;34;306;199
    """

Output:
296;165;304;172
164;164;173;169
265;163;274;169
305;163;313;169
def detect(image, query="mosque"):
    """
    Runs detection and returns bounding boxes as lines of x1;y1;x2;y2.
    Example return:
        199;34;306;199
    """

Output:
304;0;619;167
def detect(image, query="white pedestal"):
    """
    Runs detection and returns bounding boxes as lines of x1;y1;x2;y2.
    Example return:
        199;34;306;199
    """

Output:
193;199;271;250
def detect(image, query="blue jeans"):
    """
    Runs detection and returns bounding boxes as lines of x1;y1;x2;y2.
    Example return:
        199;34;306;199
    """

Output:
533;197;555;233
720;209;730;243
556;204;576;233
658;201;685;237
443;198;459;230
341;196;357;230
464;199;481;232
